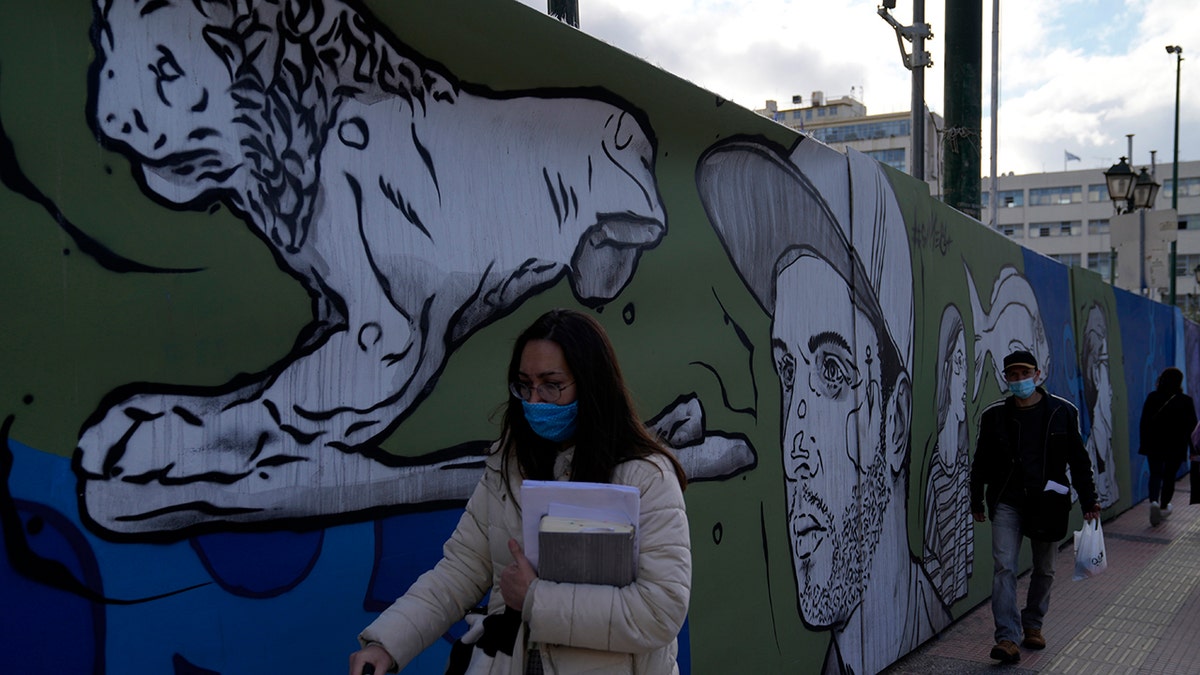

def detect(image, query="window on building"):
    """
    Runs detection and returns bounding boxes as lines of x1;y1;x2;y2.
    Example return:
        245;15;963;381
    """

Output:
1179;214;1200;231
1050;253;1082;267
999;224;1024;238
1164;177;1200;200
1029;221;1081;237
1175;253;1200;277
1030;186;1084;206
996;189;1024;207
980;192;989;208
864;148;906;172
818;108;826;117
1087;252;1113;279
1087;184;1108;203
1087;219;1110;235
806;119;911;144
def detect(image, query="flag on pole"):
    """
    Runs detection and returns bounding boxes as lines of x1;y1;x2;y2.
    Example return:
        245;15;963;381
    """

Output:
1065;150;1081;162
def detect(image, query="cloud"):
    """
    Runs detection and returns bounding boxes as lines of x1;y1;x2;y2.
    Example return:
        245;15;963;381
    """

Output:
517;0;1200;176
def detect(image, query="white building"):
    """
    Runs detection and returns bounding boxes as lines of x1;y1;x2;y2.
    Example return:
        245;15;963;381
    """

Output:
755;97;1200;315
985;160;1200;314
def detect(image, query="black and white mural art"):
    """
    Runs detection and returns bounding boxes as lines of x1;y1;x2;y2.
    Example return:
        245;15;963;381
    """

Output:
697;137;951;675
77;0;753;537
3;0;1185;672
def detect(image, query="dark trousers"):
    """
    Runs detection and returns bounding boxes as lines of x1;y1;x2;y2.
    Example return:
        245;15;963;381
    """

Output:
1148;454;1185;506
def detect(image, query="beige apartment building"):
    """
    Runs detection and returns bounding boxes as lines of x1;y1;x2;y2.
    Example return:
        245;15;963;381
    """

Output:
755;92;941;188
986;161;1200;315
754;96;1200;316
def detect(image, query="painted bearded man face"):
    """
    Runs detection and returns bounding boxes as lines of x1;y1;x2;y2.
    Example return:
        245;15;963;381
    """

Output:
771;255;905;628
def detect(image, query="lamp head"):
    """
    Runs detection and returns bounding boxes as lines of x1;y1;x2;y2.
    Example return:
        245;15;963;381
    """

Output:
1132;167;1161;210
1104;156;1136;210
1167;45;1182;55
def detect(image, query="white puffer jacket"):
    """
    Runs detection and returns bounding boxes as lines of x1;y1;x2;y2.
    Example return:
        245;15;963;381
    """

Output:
359;443;691;674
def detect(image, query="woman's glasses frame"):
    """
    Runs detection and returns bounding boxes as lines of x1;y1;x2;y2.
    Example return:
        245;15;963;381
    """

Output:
509;381;575;403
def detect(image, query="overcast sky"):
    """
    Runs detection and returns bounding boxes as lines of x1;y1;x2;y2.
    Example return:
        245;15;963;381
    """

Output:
514;0;1200;179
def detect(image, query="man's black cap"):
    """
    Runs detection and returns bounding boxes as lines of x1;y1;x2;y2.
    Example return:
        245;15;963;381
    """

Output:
1003;350;1038;372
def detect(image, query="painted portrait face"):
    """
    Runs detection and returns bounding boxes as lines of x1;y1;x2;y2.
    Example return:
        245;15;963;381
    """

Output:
948;329;967;422
771;255;892;628
937;326;968;464
991;303;1048;388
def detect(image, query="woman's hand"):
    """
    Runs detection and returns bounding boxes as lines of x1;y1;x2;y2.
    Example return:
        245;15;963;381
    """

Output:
348;643;392;675
500;538;537;611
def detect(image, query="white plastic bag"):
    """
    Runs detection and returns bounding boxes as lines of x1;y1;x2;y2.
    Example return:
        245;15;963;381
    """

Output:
1072;519;1107;581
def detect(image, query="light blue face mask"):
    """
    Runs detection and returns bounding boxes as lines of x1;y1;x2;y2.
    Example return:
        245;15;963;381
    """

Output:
522;400;578;442
1009;377;1036;399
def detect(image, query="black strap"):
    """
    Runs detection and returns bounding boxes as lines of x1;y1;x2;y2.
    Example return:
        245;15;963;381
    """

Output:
1153;394;1177;420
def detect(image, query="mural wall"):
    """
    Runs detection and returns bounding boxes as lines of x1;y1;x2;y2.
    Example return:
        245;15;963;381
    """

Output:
1;0;1195;673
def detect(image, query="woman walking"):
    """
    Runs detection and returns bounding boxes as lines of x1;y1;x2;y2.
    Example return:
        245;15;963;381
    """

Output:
349;308;691;674
1139;367;1197;526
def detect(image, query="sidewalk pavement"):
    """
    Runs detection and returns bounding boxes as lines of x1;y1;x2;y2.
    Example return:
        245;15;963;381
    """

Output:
884;478;1200;674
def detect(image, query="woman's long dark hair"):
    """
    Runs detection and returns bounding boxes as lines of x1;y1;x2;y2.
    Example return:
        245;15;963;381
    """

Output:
500;309;687;492
1157;366;1184;394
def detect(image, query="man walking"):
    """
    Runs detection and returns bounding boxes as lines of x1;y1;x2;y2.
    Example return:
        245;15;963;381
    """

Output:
970;350;1100;664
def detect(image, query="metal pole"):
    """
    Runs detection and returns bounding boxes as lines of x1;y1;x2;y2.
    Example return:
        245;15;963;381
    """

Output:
912;0;926;181
944;0;981;219
1173;49;1182;211
1171;240;1178;305
989;0;998;228
1140;208;1147;297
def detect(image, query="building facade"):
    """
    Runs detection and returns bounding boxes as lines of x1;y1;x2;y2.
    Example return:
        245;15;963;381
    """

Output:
755;97;1199;314
755;92;942;188
985;160;1200;316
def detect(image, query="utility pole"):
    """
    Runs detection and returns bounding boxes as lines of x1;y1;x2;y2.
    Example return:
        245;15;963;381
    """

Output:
943;0;982;220
878;1;933;181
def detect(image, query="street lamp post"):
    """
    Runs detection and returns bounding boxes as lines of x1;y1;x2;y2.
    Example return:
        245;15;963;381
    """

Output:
1167;46;1183;211
1105;157;1161;297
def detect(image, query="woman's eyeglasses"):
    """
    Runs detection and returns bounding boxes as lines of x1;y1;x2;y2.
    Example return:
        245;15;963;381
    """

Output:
509;381;575;403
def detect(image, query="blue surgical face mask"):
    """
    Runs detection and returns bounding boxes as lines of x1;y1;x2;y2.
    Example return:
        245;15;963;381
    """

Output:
522;400;578;443
1009;377;1036;399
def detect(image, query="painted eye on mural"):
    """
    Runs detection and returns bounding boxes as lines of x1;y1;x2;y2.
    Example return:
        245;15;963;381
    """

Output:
151;45;183;105
810;346;859;399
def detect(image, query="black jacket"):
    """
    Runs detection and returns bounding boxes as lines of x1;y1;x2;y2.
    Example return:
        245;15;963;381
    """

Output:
1138;389;1197;463
970;387;1099;541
